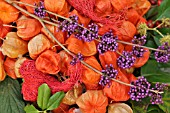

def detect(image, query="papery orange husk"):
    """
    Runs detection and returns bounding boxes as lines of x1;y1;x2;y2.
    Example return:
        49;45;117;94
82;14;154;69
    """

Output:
44;0;70;17
35;50;61;74
76;90;108;113
108;103;133;113
14;57;27;78
28;34;51;59
103;69;130;101
3;57;17;79
133;48;150;68
126;9;140;25
0;52;6;81
0;20;11;39
1;32;28;58
62;84;83;105
41;24;66;45
52;103;69;113
58;50;72;75
110;0;134;11
66;35;97;56
127;73;137;82
20;0;40;14
98;25;117;36
81;56;102;90
118;21;136;41
17;18;42;40
99;51;118;69
70;9;91;27
0;1;19;24
94;0;113;17
132;0;151;16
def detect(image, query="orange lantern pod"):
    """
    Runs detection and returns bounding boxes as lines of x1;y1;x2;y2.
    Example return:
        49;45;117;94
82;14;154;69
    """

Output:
1;32;28;58
58;50;72;75
94;0;113;17
35;50;61;74
126;9;140;26
0;1;19;24
76;90;108;113
52;103;69;113
108;103;133;113
118;21;136;42
28;34;51;59
20;0;40;14
0;52;6;81
127;73;137;83
3;57;17;79
99;51;118;69
132;0;151;16
133;48;150;68
103;69;130;101
44;0;70;17
66;35;97;56
17;18;42;40
81;56;102;90
70;9;91;27
110;0;134;12
0;20;11;39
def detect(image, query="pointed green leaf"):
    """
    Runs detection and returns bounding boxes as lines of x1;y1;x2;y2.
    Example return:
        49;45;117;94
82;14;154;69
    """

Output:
47;91;65;110
24;105;39;113
0;77;25;113
37;83;51;110
157;0;170;20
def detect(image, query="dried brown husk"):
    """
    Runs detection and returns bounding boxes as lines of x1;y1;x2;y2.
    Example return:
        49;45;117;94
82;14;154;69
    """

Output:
108;103;133;113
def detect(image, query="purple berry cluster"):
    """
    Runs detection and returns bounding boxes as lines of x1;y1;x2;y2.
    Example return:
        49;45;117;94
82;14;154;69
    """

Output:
75;23;99;42
97;31;118;54
99;64;118;87
154;42;170;63
149;83;167;104
132;35;147;57
58;15;79;37
117;51;136;69
34;1;46;18
70;53;84;65
129;76;151;101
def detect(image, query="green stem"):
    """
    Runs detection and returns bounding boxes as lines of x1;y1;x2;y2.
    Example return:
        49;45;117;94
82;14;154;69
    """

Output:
147;28;164;38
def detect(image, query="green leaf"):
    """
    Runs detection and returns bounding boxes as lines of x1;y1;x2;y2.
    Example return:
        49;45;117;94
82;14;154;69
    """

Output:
157;0;170;20
147;105;165;113
37;83;51;110
0;77;25;113
141;59;170;83
47;91;65;110
159;88;170;113
24;105;39;113
145;6;159;20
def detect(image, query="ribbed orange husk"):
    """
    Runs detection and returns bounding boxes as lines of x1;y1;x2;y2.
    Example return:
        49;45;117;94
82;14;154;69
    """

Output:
81;56;102;90
133;48;150;68
76;90;108;113
17;18;42;40
66;35;97;56
0;1;19;24
4;57;17;79
126;9;140;26
0;52;6;81
35;50;61;74
103;69;130;101
110;0;134;11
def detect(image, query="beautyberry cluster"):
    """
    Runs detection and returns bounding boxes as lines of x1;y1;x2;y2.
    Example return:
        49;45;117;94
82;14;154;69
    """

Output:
154;42;170;63
97;31;118;54
117;51;136;69
132;35;147;57
58;15;78;37
129;76;151;101
99;64;118;87
70;53;84;65
34;1;46;18
149;83;167;104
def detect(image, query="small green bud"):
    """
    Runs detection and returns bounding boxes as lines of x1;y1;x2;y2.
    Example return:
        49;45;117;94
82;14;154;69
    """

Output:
137;23;148;36
160;35;170;45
